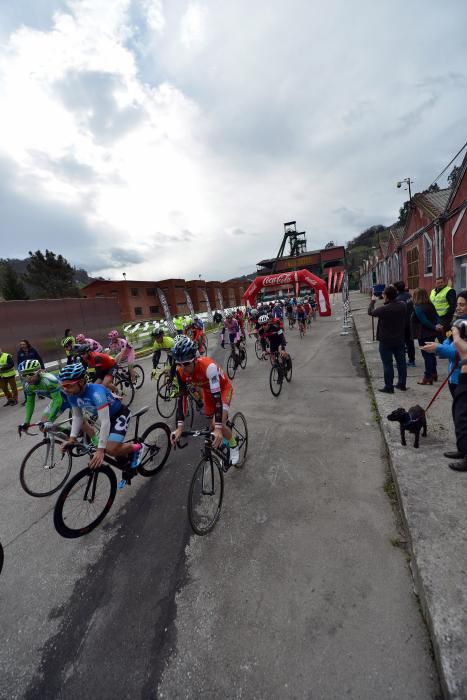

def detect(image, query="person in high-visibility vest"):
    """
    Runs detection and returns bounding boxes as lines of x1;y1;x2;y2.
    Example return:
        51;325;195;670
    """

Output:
173;316;184;333
430;276;456;337
0;348;18;406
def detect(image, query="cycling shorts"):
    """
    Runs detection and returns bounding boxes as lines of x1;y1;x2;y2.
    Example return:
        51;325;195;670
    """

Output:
95;366;117;381
108;406;131;443
203;386;233;418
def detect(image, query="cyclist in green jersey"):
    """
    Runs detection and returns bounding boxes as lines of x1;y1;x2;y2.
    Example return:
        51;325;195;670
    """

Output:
151;326;176;379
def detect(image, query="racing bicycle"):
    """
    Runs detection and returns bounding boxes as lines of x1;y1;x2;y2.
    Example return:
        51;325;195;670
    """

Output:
176;412;248;535
269;352;293;397
53;406;171;538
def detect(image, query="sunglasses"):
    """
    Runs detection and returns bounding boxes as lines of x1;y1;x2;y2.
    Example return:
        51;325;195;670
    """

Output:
60;380;82;389
176;360;195;367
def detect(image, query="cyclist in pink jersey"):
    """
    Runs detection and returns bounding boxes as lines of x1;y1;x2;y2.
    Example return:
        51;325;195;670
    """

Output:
107;330;136;383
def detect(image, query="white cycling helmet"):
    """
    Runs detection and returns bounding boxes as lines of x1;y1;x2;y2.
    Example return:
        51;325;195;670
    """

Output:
258;314;269;324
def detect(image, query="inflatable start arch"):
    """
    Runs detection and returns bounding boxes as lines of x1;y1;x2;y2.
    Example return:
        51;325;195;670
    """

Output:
242;269;331;316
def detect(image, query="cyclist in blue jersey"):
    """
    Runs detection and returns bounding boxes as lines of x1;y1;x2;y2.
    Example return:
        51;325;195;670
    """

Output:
58;363;142;472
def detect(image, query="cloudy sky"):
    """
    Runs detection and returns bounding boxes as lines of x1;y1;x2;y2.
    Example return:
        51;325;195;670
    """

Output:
0;0;466;281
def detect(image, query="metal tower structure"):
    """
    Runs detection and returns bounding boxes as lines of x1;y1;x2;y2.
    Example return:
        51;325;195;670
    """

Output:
272;221;307;271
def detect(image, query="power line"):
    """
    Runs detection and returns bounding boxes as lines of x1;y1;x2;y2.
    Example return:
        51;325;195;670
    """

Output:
429;139;467;188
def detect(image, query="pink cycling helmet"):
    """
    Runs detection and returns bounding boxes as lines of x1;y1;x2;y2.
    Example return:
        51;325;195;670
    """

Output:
108;330;119;339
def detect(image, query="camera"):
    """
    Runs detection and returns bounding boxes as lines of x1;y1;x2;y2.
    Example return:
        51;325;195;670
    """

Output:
452;319;467;339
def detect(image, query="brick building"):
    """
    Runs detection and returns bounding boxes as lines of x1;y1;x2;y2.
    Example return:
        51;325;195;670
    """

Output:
186;279;210;314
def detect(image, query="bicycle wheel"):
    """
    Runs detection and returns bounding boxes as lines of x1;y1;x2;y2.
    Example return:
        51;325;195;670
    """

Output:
156;369;171;397
20;439;72;497
138;422;171;476
133;364;145;390
0;542;3;575
53;465;117;539
240;347;247;369
188;454;224;535
269;365;283;397
230;411;248;468
255;339;263;360
114;376;135;408
156;378;177;418
284;357;293;383
226;354;236;380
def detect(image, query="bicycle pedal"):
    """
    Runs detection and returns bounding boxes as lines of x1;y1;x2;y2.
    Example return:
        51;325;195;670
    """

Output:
117;479;127;489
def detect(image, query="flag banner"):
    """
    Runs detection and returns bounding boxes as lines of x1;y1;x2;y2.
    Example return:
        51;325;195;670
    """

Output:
327;268;333;292
337;271;344;293
184;290;195;317
200;289;213;322
215;288;224;312
157;288;175;333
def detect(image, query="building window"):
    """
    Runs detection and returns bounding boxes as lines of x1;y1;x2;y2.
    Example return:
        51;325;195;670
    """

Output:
435;224;444;277
96;293;104;297
146;288;156;296
177;302;187;307
149;305;160;314
110;290;118;295
423;234;433;274
407;247;419;289
131;287;139;296
134;307;143;315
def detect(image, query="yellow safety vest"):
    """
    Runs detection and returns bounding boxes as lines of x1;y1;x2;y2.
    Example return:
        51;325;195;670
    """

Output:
0;352;16;378
429;286;452;317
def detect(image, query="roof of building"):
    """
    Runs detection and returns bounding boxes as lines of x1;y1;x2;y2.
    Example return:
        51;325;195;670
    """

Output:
257;245;345;267
446;151;467;210
413;186;452;219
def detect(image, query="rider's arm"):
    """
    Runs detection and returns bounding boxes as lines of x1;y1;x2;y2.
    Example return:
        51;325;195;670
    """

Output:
175;370;188;426
46;388;65;422
70;407;84;440
96;404;111;448
23;390;36;425
152;348;161;368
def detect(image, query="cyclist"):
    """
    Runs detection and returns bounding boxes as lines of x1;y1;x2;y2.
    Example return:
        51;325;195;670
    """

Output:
76;334;103;352
58;363;142;478
169;337;239;464
258;315;291;365
107;330;136;384
61;335;76;365
296;301;307;334
234;309;246;339
221;313;242;362
151;326;176;379
74;344;117;389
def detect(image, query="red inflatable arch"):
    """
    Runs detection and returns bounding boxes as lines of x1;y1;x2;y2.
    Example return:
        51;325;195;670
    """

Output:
242;269;331;316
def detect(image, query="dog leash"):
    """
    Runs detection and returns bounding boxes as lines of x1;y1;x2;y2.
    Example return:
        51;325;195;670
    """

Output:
424;366;456;413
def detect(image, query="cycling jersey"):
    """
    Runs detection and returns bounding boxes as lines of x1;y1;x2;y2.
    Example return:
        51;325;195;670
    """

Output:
258;322;286;353
67;383;126;447
108;337;135;363
23;372;69;424
152;336;175;369
83;337;103;352
85;351;117;372
221;319;240;344
176;357;233;427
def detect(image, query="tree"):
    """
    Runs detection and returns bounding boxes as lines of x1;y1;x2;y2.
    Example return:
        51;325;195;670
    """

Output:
0;261;28;300
23;249;80;298
324;241;336;249
398;200;411;226
448;165;461;188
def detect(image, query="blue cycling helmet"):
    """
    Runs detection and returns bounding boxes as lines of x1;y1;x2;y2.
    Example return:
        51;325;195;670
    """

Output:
173;337;197;362
58;362;87;382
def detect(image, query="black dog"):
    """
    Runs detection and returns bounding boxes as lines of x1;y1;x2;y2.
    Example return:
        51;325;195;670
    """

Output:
387;405;427;448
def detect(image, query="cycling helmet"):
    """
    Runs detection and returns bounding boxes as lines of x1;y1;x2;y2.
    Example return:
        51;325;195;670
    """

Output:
58;362;87;382
226;313;233;320
251;309;258;317
108;330;119;339
18;359;41;375
151;324;163;337
258;314;269;324
61;336;74;347
173;337;198;363
76;333;86;343
72;343;91;355
173;334;185;343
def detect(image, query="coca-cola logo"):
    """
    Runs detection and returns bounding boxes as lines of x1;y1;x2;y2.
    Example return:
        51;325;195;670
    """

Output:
263;273;293;286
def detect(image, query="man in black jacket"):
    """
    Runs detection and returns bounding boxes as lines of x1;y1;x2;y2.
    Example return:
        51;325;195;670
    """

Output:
394;280;416;367
368;285;407;393
448;326;467;471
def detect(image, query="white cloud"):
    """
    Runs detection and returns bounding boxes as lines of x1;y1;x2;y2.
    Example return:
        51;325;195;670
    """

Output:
0;0;466;282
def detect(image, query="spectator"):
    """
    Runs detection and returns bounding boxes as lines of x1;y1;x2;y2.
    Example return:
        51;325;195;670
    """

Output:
430;275;456;338
411;288;443;386
0;347;18;406
213;310;223;324
17;339;45;406
368;284;407;393
394;281;416;367
421;290;467;398
447;326;467;471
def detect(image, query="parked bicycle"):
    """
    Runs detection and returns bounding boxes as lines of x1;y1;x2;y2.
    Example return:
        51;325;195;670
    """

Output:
53;406;171;538
269;351;293;397
176;412;248;535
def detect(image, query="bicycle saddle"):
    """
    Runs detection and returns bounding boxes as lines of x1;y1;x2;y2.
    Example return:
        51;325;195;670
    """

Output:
130;405;150;419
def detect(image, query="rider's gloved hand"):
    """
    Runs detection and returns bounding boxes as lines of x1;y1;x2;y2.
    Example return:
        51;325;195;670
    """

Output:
19;423;29;432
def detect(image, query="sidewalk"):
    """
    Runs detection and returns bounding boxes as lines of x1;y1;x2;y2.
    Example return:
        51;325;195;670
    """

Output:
350;292;467;700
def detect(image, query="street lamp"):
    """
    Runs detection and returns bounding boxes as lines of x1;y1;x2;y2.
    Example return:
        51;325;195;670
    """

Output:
122;272;127;280
396;177;413;202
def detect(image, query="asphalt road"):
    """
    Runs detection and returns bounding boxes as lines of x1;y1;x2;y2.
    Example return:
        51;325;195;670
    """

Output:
0;312;440;699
